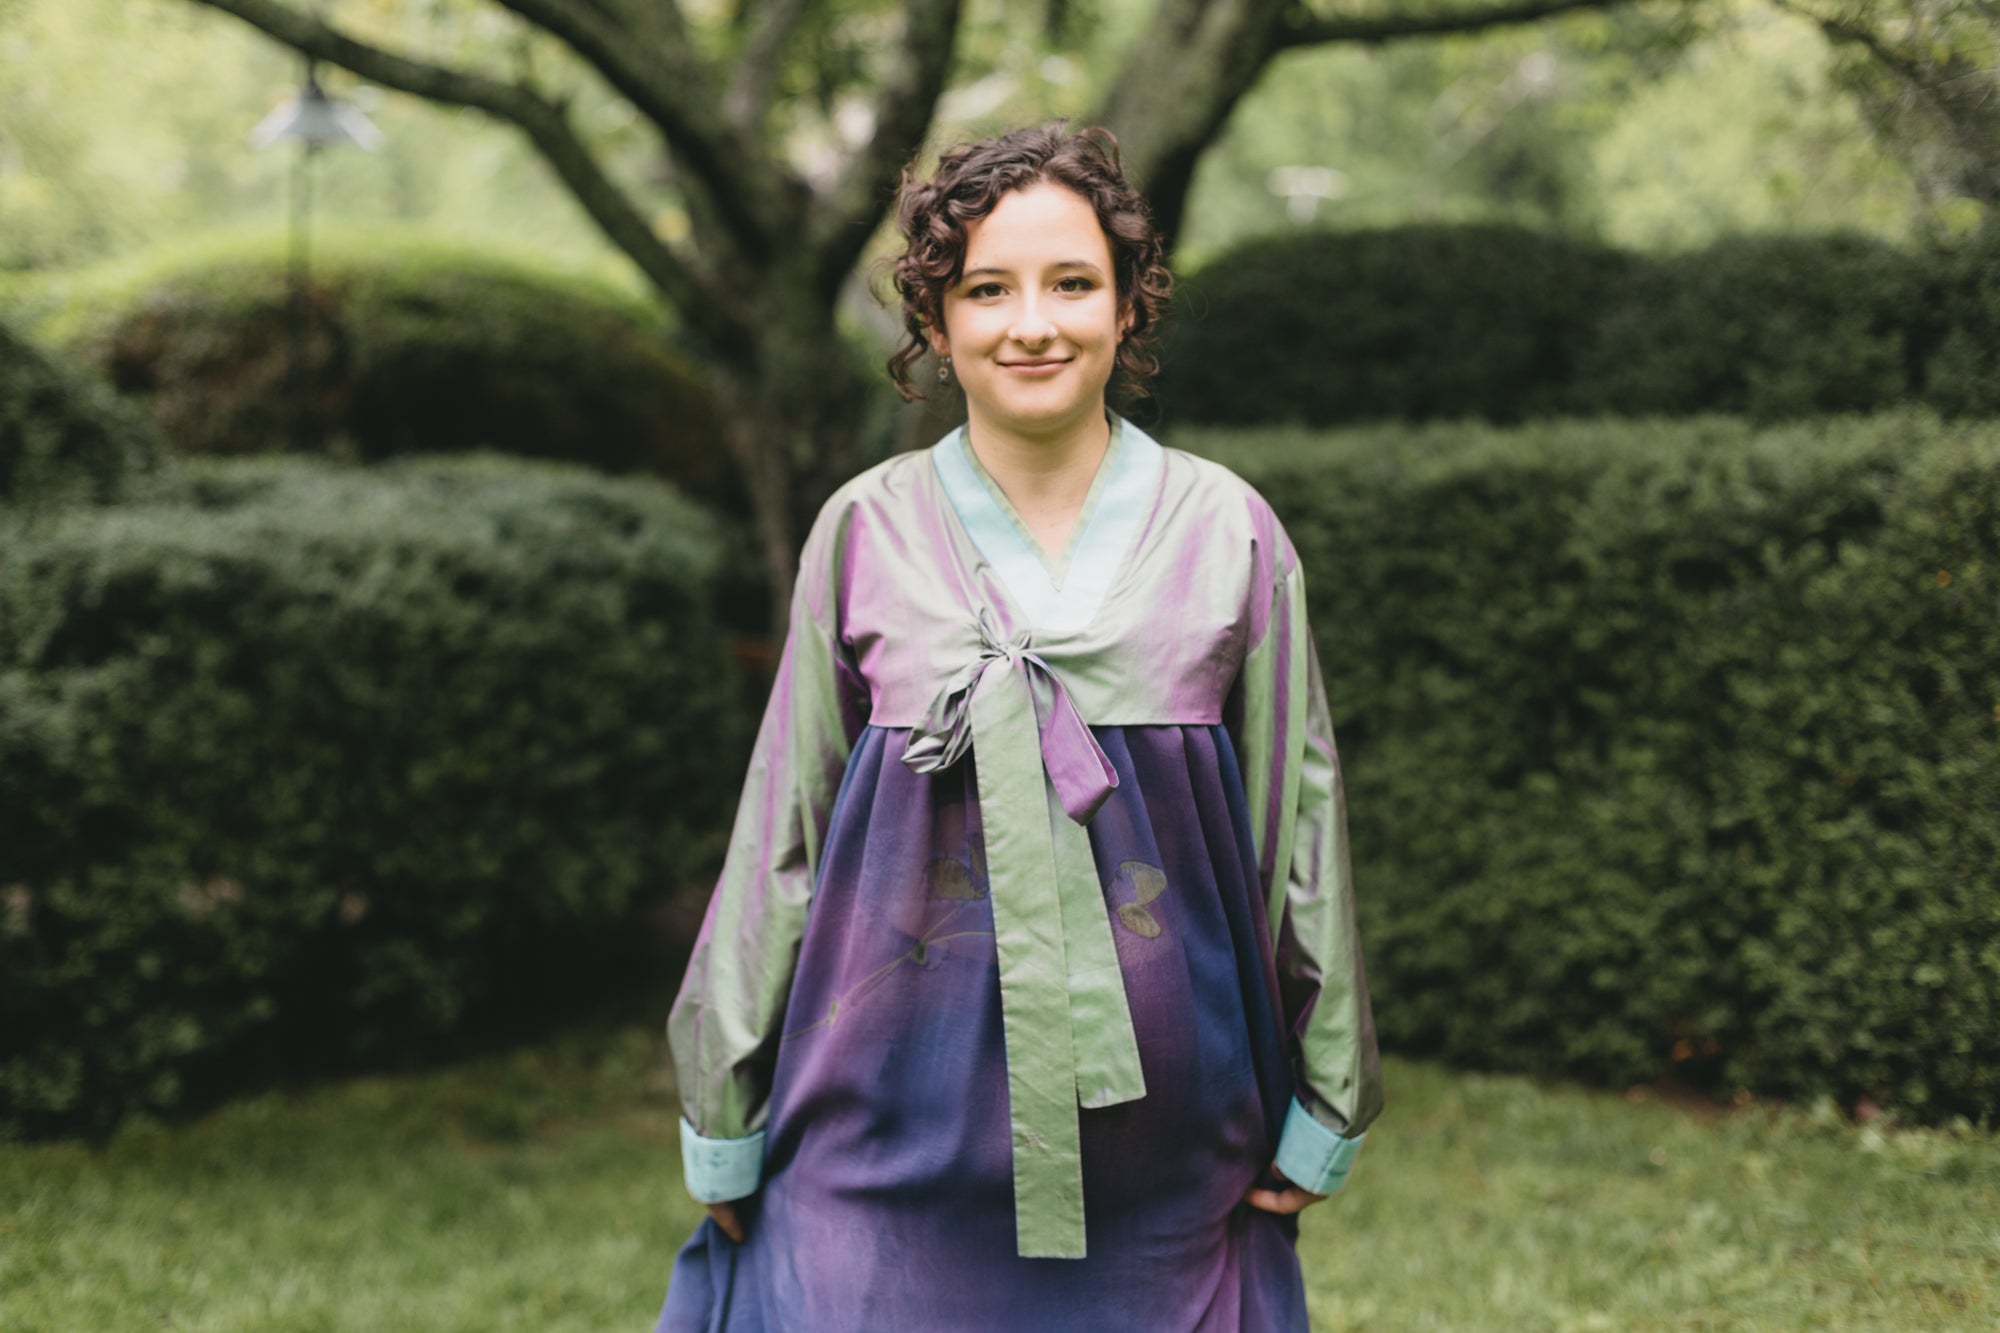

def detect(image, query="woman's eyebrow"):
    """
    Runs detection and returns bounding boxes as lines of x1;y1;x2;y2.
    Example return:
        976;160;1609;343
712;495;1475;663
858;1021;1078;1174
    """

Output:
961;260;1106;280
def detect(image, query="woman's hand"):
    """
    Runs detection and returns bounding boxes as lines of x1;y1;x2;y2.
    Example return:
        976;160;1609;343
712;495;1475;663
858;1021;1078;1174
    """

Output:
1243;1163;1328;1215
706;1201;747;1243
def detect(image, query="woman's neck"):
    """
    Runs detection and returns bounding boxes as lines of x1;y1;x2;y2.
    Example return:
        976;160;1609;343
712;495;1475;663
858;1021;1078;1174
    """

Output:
963;405;1113;556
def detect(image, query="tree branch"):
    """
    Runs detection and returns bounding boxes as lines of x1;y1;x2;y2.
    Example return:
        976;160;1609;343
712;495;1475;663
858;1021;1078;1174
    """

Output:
726;0;816;137
489;0;786;255
807;0;965;296
590;0;684;40
1274;0;1650;50
1778;0;2000;202
1094;0;1290;247
184;0;746;349
1773;0;1931;88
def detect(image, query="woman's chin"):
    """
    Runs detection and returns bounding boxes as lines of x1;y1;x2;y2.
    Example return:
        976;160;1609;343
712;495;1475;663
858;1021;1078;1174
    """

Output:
969;383;1112;436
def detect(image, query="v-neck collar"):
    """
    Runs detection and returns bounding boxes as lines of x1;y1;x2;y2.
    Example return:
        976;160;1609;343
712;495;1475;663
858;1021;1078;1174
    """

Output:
960;421;1122;588
932;412;1163;633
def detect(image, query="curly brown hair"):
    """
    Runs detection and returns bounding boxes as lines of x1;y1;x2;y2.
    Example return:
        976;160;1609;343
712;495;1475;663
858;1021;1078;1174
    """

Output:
880;123;1173;404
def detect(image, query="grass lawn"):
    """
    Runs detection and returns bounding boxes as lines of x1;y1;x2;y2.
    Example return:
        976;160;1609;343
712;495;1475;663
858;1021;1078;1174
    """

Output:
3;1014;1993;1331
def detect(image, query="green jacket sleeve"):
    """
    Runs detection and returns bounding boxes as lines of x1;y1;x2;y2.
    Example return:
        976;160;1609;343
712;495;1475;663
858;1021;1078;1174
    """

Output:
667;510;864;1200
1227;536;1385;1189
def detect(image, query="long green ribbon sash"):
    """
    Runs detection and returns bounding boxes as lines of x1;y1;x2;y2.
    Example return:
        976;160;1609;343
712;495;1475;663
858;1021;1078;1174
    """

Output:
904;611;1146;1258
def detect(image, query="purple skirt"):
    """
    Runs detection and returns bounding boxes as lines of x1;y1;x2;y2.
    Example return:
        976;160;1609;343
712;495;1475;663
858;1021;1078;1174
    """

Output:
656;725;1309;1332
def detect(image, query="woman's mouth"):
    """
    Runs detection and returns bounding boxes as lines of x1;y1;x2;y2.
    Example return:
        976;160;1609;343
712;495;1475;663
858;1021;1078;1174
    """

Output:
1001;359;1069;377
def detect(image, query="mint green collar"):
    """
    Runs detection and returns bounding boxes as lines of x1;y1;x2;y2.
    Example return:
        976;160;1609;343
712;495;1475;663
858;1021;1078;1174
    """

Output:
932;413;1163;632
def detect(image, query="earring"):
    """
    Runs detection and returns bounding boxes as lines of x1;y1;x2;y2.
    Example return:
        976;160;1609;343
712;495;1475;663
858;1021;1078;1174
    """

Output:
938;355;953;385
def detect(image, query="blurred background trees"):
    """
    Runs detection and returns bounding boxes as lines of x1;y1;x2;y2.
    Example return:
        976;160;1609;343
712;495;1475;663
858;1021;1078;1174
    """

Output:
4;0;1988;617
0;0;1975;277
1775;0;2000;213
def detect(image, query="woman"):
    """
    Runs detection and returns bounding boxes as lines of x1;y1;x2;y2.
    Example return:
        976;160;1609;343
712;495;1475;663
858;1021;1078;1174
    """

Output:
657;123;1382;1332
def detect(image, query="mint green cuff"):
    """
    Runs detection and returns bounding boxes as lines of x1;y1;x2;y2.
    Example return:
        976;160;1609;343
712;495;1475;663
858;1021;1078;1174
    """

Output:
679;1117;764;1203
1273;1096;1365;1195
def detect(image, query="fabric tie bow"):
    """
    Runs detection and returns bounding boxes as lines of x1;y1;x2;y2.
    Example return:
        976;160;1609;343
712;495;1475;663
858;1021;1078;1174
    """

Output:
902;607;1147;1259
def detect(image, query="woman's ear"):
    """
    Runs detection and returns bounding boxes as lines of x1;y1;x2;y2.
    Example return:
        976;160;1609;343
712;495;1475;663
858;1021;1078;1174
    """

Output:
1118;300;1136;340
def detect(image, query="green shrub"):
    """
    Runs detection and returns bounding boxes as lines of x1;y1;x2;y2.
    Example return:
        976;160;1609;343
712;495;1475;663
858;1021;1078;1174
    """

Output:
0;318;163;511
1183;411;2000;1121
1160;225;1944;426
1570;232;1934;420
1925;217;2000;417
0;455;741;1137
13;232;737;507
1158;224;1632;427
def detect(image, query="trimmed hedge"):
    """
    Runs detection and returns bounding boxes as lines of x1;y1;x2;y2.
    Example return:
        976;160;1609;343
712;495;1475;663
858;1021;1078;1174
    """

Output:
1160;223;1959;427
1569;233;1935;420
13;234;738;507
0;319;163;511
1927;219;2000;417
1159;224;1636;427
1183;411;2000;1121
0;455;741;1137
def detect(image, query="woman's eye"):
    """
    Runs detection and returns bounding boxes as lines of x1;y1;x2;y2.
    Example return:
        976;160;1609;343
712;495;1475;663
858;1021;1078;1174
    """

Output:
1056;276;1094;293
968;283;1004;298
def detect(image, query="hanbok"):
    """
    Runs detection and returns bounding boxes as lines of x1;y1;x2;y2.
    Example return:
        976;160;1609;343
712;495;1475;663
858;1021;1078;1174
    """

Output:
656;413;1382;1332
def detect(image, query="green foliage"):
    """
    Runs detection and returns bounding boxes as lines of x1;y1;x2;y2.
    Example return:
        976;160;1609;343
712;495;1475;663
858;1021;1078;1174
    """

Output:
1571;230;1935;419
0;0;648;275
1178;1;1943;266
1184;411;2000;1120
1791;0;2000;212
0;319;165;512
0;455;742;1137
1926;216;2000;416
6;0;1950;302
1163;224;1949;426
1158;223;1633;427
11;231;737;507
1583;2;1948;253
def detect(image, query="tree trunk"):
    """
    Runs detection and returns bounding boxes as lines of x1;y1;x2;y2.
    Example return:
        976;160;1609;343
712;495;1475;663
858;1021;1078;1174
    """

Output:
1096;0;1289;251
714;283;869;630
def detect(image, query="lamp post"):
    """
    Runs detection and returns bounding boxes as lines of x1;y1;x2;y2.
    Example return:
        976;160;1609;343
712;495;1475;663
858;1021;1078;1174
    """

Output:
251;59;381;452
1266;166;1347;224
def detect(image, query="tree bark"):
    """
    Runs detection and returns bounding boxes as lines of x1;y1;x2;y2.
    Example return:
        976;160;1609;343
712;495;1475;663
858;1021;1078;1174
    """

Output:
716;282;871;627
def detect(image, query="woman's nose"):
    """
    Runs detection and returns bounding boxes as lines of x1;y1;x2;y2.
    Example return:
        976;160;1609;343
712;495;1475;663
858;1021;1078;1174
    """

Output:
1008;301;1056;348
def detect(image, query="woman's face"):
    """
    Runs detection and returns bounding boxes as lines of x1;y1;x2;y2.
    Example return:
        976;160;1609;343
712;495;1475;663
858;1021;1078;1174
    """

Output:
931;181;1132;443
